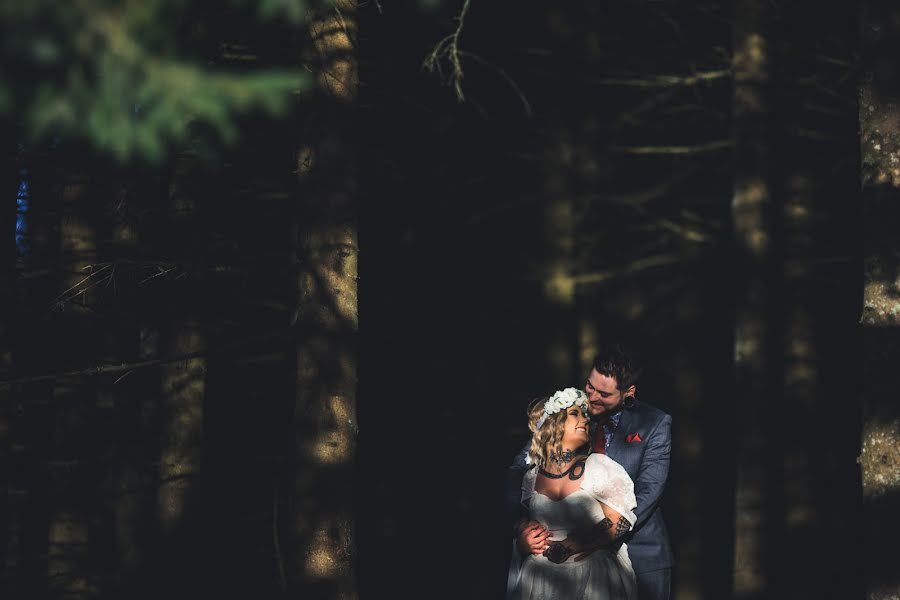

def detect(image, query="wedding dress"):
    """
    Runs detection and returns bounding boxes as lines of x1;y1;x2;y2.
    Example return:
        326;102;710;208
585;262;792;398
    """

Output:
507;453;638;600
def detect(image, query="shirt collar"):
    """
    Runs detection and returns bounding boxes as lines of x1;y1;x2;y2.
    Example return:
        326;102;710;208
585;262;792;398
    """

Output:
606;411;622;430
592;410;622;431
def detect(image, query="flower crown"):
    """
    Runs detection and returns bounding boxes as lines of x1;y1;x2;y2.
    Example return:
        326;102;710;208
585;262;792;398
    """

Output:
525;388;588;465
535;387;588;429
534;388;587;431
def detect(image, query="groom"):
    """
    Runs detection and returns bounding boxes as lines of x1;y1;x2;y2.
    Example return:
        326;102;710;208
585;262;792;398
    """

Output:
507;344;674;600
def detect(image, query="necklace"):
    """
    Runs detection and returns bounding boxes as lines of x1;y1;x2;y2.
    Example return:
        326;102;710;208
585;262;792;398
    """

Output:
551;450;575;465
539;460;585;481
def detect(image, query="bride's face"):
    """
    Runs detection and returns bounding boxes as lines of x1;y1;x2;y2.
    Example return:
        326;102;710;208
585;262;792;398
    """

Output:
561;406;590;449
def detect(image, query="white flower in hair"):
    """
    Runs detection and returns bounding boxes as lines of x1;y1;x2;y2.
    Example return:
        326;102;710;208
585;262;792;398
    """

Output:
535;387;587;430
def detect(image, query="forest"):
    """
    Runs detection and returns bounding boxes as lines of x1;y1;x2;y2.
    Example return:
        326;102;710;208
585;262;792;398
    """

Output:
1;0;898;599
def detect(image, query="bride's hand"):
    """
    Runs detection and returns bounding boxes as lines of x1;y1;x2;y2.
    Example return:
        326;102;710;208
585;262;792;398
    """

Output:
516;521;550;556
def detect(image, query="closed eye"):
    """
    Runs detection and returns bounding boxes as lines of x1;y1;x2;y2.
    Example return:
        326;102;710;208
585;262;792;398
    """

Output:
586;382;613;398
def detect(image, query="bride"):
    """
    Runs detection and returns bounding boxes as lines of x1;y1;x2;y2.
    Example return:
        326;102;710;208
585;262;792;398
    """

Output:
507;388;637;600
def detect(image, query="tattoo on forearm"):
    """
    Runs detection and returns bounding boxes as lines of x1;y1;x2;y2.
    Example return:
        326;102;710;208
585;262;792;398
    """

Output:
598;517;613;531
614;516;630;538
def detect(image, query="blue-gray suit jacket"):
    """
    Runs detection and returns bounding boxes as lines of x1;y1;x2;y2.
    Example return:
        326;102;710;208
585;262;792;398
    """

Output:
506;400;674;573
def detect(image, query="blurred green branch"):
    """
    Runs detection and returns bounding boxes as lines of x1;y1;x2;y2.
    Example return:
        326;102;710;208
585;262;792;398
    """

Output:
0;0;320;161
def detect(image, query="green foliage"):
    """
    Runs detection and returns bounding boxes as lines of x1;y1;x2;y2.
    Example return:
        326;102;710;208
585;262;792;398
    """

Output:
256;0;309;22
0;0;317;162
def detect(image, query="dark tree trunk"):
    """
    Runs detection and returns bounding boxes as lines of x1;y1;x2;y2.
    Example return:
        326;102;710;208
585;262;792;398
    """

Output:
858;2;900;599
289;3;359;597
542;136;578;385
0;135;21;595
47;166;98;600
105;170;155;599
156;155;206;599
731;0;781;596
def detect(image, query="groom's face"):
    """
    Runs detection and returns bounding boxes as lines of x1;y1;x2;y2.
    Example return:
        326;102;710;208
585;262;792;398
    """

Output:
584;369;624;418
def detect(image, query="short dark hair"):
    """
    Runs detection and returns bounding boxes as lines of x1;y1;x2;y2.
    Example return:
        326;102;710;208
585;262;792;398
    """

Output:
591;344;642;390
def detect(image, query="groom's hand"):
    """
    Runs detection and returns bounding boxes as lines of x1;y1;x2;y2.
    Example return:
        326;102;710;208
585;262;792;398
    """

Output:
516;521;550;556
543;541;574;564
561;528;608;562
571;542;606;562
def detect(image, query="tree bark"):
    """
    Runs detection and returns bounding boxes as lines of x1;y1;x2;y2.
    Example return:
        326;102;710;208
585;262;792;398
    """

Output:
731;0;780;596
105;172;151;597
543;135;578;384
156;155;205;598
0;135;21;596
47;169;98;600
858;3;900;598
290;2;359;597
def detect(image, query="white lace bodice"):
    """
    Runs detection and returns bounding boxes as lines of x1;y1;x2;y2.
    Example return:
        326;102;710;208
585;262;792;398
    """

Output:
521;453;638;540
507;454;639;598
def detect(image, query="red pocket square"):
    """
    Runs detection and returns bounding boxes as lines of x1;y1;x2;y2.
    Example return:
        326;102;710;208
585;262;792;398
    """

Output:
625;433;642;443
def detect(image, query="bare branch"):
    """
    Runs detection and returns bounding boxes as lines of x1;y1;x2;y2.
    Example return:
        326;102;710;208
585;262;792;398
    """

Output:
578;168;711;244
43;260;182;310
0;331;288;389
1;353;206;388
458;51;533;117
587;166;699;208
49;263;114;307
423;0;472;102
812;52;852;68
573;254;687;286
614;88;677;127
595;69;731;88
610;140;732;155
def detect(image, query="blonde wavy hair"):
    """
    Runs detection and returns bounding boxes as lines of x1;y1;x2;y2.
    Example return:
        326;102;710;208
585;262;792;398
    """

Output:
525;396;590;468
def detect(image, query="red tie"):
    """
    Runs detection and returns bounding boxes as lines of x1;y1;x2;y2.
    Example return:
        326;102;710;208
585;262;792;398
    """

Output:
592;423;606;454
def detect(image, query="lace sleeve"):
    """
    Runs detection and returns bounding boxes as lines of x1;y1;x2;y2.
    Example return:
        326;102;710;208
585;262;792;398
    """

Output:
581;454;637;527
521;466;537;507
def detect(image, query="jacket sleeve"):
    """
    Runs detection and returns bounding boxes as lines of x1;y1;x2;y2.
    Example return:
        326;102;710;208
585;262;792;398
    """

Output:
632;413;672;532
505;440;530;532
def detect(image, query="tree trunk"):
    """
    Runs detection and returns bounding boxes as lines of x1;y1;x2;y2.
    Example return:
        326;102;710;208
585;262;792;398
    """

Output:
156;155;205;598
858;2;900;598
543;136;578;384
47;169;98;600
105;173;152;597
290;2;359;597
773;1;861;593
0;136;21;595
13;150;56;599
731;0;780;596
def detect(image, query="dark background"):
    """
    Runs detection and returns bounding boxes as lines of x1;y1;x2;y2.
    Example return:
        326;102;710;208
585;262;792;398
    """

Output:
356;1;860;598
2;1;869;599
